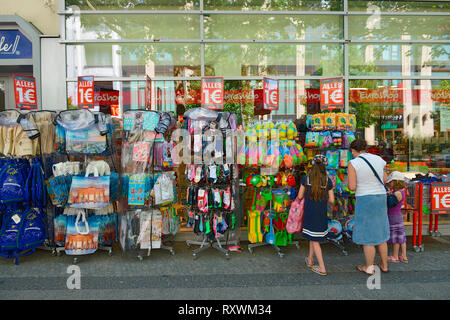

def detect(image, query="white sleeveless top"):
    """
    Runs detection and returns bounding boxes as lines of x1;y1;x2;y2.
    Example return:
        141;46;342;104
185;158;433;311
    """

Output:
350;153;386;197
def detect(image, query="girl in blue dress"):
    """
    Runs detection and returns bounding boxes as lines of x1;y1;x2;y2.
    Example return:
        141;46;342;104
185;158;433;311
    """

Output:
296;155;335;276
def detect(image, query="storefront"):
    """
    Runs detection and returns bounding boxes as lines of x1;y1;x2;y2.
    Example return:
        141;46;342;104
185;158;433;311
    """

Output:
1;0;448;264
0;15;42;110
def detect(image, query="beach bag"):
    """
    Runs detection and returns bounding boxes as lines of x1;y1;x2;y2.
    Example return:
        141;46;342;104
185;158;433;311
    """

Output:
286;198;305;234
65;210;99;255
69;166;110;209
54;109;110;155
0;208;46;264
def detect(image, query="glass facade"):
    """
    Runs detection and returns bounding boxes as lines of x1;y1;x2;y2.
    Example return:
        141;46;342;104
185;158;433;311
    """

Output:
63;0;449;174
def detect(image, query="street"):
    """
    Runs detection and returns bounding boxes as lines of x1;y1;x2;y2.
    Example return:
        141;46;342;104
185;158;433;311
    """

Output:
1;236;449;300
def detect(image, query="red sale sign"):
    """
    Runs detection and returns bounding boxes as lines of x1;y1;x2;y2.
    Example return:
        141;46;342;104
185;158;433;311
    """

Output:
431;182;450;214
320;77;344;111
263;77;279;111
201;77;224;110
13;74;37;110
77;76;94;109
145;75;152;110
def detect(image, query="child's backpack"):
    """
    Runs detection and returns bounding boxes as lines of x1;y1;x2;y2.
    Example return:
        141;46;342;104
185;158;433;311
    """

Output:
0;208;46;264
286;198;305;234
0;159;29;205
54;109;111;155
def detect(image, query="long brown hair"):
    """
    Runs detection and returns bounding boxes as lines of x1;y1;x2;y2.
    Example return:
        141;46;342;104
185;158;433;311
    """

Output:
309;164;328;201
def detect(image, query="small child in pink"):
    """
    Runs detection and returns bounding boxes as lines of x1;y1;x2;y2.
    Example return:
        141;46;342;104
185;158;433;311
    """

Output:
387;171;408;263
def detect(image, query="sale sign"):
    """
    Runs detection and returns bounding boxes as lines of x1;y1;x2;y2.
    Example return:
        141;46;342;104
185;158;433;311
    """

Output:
320;77;344;111
263;77;279;111
13;74;37;110
77;76;94;109
431;182;450;214
145;75;152;110
201;77;224;110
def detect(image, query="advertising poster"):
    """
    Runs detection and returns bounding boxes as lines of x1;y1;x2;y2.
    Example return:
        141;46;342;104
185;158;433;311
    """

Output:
263;77;279;111
201;77;224;110
77;76;95;109
320;77;344;111
13;74;37;110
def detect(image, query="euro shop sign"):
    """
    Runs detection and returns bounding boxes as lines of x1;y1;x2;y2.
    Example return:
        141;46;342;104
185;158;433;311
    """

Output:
13;74;37;110
78;76;95;109
201;77;224;110
320;77;344;111
431;182;450;214
263;77;279;111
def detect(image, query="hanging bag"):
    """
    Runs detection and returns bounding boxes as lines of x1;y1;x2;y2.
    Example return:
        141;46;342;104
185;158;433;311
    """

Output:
69;165;110;209
65;210;99;256
54;109;110;155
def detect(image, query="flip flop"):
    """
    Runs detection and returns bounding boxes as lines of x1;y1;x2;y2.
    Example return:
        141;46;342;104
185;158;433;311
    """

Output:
376;262;389;273
311;265;327;276
305;257;313;268
356;265;375;275
399;256;409;264
388;255;400;263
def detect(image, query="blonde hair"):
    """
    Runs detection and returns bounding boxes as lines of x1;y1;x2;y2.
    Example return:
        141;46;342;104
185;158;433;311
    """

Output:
391;180;405;191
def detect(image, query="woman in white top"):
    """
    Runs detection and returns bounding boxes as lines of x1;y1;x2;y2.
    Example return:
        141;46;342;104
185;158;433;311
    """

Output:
348;139;390;275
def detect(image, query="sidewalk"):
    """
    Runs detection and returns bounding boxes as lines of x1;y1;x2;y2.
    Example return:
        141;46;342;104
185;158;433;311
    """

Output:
1;236;449;300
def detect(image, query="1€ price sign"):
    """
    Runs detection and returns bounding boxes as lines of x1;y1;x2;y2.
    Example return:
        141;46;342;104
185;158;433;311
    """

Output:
201;77;224;110
263;77;279;111
431;182;450;214
77;76;95;109
320;77;344;111
13;74;37;110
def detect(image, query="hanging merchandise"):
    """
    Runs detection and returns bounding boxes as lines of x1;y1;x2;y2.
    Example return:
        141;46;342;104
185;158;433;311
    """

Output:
48;109;118;262
182;108;240;260
0;208;46;265
119;110;180;259
54;109;111;156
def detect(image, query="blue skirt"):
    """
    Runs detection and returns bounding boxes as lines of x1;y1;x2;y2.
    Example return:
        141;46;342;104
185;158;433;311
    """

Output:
353;194;390;246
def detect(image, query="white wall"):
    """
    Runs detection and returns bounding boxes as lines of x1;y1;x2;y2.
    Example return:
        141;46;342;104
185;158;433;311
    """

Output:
41;37;66;111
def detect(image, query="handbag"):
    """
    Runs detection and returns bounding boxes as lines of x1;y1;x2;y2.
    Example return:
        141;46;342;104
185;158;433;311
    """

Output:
358;156;399;209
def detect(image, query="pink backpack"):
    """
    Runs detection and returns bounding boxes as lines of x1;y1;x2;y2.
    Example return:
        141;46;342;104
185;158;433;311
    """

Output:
286;198;305;234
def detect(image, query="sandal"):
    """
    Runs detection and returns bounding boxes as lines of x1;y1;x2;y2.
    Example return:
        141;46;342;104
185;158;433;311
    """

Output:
305;257;313;268
376;262;389;273
388;255;400;263
399;256;409;264
356;265;375;275
311;265;327;276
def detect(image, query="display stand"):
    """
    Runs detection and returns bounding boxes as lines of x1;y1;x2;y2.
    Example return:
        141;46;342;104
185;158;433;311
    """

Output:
49;109;118;265
118;110;179;261
182;108;241;260
185;167;240;260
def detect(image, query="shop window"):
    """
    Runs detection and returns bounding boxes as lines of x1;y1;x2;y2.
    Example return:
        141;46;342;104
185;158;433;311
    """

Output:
349;79;450;174
204;43;343;77
204;0;344;11
66;14;200;41
349;44;450;77
65;0;199;10
348;15;449;41
348;1;450;12
203;14;343;41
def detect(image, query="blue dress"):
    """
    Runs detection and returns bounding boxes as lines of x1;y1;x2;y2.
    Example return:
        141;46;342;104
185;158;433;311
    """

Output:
301;176;333;242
